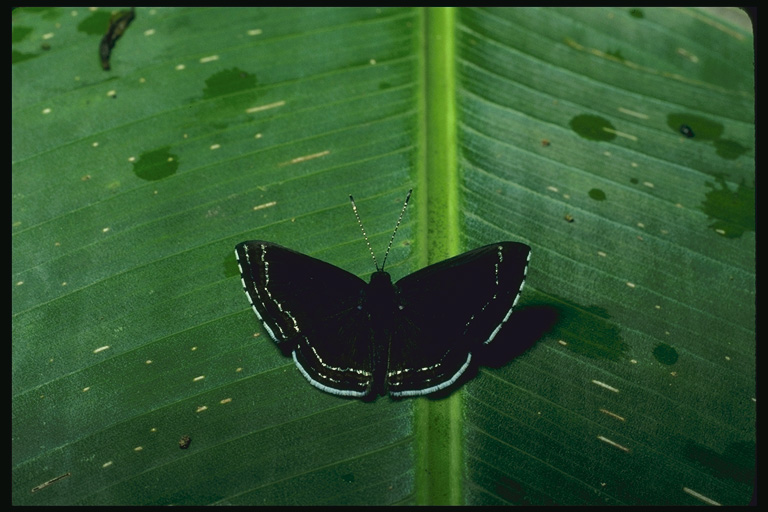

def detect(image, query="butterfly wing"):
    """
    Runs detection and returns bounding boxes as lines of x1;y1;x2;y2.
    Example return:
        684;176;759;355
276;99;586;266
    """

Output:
387;242;531;397
235;241;376;397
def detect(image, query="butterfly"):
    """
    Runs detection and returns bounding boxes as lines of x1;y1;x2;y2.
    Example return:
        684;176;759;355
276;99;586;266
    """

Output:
235;190;531;399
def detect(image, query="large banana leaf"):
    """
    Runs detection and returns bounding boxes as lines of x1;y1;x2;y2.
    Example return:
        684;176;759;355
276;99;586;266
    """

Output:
12;7;754;505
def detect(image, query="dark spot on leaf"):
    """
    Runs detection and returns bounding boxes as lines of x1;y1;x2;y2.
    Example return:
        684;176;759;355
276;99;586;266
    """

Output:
667;113;722;141
588;188;606;201
629;8;644;18
701;175;754;238
629;177;639;184
668;113;750;160
133;146;179;181
11;25;33;44
713;139;749;160
203;68;257;99
11;50;38;64
569;114;616;142
77;10;112;36
179;435;191;449
652;343;678;365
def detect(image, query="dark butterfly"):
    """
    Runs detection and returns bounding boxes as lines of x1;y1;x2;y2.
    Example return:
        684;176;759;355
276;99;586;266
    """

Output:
235;191;531;399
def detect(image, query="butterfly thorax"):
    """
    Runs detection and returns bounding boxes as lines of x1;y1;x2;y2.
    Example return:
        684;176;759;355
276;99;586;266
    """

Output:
364;270;397;395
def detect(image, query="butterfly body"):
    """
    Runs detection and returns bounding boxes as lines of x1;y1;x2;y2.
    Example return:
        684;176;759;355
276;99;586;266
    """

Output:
235;240;531;399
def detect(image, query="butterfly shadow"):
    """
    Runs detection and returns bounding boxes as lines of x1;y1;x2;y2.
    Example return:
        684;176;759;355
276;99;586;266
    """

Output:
416;303;559;401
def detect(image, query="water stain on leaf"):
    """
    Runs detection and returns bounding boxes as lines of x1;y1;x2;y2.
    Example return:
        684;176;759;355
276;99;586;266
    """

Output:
667;113;723;141
77;10;113;36
588;188;606;201
701;175;754;238
713;139;749;160
133;146;179;181
570;114;616;142
11;50;38;64
667;113;749;160
11;25;34;44
652;343;678;365
203;68;257;99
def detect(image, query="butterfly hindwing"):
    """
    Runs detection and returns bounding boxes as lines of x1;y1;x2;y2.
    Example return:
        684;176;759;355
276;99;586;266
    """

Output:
291;314;377;398
387;242;531;396
235;241;377;396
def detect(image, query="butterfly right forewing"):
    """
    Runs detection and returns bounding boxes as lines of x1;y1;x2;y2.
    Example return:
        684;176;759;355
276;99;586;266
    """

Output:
387;242;531;396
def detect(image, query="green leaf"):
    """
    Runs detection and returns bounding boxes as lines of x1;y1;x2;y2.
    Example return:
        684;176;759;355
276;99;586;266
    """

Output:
13;7;754;505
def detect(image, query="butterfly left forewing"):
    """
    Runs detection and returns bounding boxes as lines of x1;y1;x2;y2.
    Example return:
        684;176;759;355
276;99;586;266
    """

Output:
235;241;377;396
387;242;531;396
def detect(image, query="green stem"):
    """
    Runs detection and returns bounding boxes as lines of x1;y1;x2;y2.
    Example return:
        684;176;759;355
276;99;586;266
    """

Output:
414;7;462;506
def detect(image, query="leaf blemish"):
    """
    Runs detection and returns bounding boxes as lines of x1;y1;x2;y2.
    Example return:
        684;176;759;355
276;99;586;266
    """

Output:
279;150;330;166
591;380;619;393
253;201;277;211
246;100;286;114
31;472;71;493
598;435;630;452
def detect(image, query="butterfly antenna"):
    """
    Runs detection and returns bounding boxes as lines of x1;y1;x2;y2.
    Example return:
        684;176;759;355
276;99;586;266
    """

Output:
380;189;412;271
349;193;380;271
